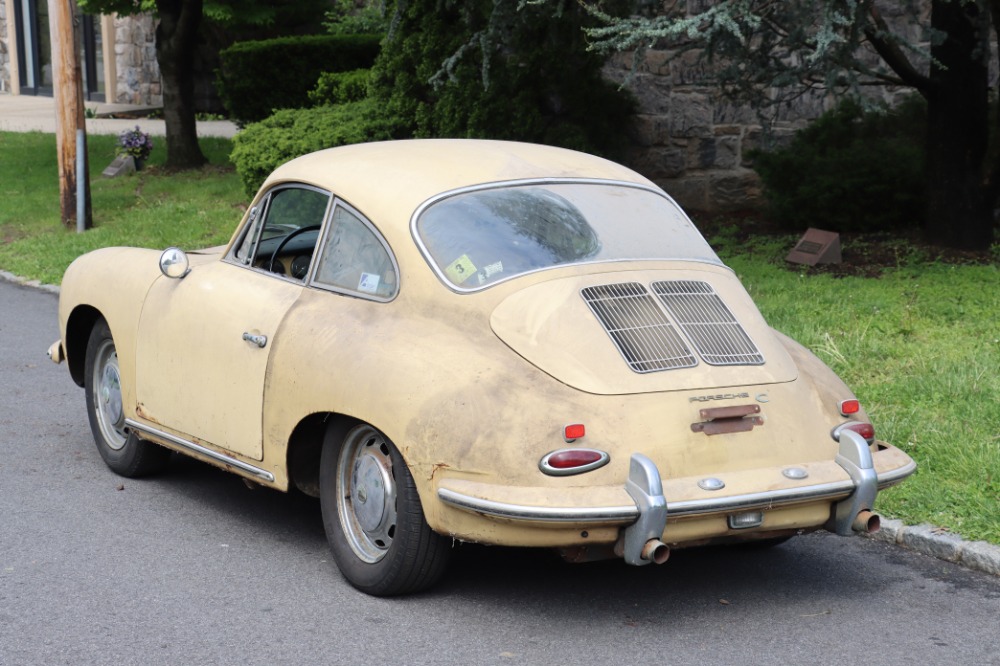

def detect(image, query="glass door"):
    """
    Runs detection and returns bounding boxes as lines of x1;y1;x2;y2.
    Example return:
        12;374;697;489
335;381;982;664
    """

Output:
80;14;105;102
14;0;53;95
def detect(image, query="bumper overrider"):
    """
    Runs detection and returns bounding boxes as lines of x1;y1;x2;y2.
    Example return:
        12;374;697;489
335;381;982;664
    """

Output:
436;431;916;566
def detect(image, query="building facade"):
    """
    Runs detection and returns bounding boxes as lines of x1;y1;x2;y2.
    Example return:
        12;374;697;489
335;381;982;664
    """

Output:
0;0;161;105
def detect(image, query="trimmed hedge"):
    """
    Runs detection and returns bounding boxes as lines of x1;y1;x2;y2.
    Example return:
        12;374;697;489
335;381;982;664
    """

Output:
230;101;403;196
217;34;382;126
308;69;371;106
752;97;927;233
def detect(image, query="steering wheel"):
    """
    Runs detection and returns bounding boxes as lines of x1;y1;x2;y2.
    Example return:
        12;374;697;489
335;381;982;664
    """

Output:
267;225;322;275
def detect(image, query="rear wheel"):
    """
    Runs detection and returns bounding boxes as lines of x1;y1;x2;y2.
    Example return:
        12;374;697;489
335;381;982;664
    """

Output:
319;424;451;595
84;318;170;477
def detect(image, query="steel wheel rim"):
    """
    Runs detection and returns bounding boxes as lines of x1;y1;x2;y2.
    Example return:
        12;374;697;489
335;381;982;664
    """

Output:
92;339;127;451
337;428;397;564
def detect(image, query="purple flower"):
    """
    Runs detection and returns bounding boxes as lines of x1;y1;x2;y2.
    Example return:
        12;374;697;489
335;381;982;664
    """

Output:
116;125;153;160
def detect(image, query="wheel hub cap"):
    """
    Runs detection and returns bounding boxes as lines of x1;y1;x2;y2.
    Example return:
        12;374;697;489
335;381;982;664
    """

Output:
352;453;388;533
100;364;123;426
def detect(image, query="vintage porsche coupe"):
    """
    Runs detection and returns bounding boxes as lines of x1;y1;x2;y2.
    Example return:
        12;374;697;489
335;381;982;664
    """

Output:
50;140;915;595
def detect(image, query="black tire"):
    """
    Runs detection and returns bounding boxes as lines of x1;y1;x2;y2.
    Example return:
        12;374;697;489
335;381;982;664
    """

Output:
319;424;451;596
84;318;170;477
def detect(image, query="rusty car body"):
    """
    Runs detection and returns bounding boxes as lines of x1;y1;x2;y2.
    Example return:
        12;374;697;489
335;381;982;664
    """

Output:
50;140;916;595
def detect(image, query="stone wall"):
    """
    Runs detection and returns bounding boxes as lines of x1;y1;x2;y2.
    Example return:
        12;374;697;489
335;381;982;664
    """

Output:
0;0;10;94
604;47;835;213
113;14;161;105
600;2;995;214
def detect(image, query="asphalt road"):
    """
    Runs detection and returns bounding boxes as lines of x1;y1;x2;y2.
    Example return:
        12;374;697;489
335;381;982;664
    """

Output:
1;278;998;666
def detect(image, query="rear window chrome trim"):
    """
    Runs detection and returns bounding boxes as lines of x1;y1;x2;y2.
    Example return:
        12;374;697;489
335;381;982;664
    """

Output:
410;178;726;294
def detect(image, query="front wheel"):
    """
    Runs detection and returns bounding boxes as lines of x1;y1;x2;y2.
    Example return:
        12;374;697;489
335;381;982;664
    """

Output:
84;318;170;477
319;424;451;595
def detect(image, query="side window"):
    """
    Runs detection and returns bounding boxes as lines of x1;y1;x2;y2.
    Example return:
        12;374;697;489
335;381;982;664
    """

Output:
233;205;262;264
231;186;331;281
314;204;398;300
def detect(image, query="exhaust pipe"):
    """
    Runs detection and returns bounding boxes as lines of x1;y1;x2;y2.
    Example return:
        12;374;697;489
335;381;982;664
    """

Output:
641;539;670;564
852;510;881;534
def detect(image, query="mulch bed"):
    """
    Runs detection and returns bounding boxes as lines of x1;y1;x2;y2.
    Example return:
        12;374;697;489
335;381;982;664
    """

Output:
692;211;998;278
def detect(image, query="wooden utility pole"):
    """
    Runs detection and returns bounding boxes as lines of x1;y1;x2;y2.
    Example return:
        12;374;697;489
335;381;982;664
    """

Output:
48;0;92;230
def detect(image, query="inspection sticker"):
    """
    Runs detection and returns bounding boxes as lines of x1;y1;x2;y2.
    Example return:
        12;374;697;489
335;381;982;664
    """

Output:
358;272;381;293
445;254;477;284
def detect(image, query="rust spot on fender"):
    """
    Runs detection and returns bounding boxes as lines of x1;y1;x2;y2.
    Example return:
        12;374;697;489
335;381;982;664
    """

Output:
134;402;160;424
430;462;451;481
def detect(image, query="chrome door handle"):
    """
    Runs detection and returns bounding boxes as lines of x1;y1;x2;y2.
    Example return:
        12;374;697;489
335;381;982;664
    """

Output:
242;332;267;348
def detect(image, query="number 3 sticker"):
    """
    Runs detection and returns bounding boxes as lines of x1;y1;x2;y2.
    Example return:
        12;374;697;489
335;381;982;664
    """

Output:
445;254;477;284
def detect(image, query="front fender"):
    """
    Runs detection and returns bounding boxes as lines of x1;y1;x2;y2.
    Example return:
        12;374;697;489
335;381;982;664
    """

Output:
59;247;164;399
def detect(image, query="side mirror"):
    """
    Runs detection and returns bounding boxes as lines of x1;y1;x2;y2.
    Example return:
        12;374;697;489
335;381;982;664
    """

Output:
159;247;190;279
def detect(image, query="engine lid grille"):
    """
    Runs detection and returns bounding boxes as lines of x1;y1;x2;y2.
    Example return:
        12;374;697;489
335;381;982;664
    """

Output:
581;280;765;373
581;282;697;373
651;280;765;366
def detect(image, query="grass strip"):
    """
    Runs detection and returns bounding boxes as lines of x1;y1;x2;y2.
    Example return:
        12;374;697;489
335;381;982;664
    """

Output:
720;245;999;544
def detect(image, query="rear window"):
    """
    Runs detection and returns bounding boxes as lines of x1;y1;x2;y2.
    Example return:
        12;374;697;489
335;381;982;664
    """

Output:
414;182;720;290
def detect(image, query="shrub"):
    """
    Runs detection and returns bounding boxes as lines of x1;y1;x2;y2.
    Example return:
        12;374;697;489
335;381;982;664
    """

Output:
751;96;927;233
231;2;637;197
323;0;387;36
217;34;382;125
308;69;371;107
230;101;403;196
367;1;636;159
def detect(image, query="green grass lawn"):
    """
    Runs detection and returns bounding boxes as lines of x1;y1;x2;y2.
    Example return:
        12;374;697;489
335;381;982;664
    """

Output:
0;132;243;284
711;232;1000;544
1;130;997;544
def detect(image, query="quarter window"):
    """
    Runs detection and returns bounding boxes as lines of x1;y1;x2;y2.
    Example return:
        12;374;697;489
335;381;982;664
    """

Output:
314;205;397;299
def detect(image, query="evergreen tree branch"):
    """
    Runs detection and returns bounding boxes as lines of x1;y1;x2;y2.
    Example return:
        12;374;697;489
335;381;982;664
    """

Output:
862;3;931;95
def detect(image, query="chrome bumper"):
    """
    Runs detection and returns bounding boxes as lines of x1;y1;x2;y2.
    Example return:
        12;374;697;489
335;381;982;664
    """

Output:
437;433;916;566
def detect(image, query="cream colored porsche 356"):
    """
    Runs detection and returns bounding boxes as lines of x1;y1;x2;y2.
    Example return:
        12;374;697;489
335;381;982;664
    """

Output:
49;140;915;595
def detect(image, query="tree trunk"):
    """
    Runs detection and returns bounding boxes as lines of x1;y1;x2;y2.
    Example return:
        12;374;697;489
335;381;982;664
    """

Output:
924;0;994;250
155;0;207;170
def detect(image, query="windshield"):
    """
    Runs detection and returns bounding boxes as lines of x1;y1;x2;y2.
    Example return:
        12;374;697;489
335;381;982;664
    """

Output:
414;182;721;290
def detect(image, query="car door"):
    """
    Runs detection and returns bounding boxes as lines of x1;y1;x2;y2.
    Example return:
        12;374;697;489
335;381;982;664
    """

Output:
133;185;331;461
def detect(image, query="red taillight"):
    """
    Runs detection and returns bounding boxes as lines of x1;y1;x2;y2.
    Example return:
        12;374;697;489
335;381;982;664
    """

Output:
846;422;875;441
548;449;601;468
539;448;610;476
839;399;861;416
833;421;875;443
563;423;586;442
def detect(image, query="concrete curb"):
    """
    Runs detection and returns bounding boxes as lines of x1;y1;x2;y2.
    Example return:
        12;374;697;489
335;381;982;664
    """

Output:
866;519;1000;576
2;270;998;579
0;270;61;295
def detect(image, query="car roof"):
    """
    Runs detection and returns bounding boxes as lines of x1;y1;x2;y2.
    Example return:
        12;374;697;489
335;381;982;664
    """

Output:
262;139;657;232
